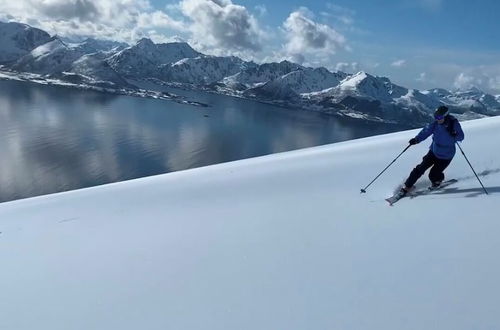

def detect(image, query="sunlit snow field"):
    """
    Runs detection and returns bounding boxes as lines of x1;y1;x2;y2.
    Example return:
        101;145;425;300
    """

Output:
1;116;499;330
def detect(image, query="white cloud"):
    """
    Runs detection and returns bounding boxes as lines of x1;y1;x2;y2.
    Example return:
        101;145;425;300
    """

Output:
488;76;500;92
179;0;265;53
391;59;406;67
416;72;427;82
453;72;479;90
0;0;270;57
0;0;187;43
335;62;358;73
282;7;347;62
137;11;187;31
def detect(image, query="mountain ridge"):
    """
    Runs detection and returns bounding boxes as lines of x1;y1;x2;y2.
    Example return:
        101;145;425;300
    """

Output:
1;21;499;127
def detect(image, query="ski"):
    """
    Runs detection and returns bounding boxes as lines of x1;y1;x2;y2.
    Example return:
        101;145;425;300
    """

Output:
410;179;458;198
385;190;407;206
386;179;457;206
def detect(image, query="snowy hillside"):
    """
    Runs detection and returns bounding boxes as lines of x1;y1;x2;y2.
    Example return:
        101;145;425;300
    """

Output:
281;67;349;93
1;116;499;330
222;60;303;89
63;52;133;88
108;38;201;78
308;71;411;102
302;72;434;124
243;67;349;100
424;87;500;115
394;88;442;112
12;38;83;75
161;55;246;85
67;38;128;55
0;21;51;63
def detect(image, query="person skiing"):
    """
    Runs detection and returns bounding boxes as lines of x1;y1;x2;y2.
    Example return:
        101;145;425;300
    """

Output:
401;105;464;194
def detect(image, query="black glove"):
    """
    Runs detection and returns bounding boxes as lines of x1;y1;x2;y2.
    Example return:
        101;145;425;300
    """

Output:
409;138;418;145
450;130;457;137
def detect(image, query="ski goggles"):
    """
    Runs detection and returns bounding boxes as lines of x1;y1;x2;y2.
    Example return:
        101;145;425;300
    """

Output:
434;114;446;120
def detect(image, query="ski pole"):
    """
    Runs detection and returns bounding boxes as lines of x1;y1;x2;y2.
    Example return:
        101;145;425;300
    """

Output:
456;142;488;195
360;144;411;193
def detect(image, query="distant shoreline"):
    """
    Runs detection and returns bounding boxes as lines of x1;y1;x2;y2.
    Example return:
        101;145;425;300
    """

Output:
0;69;210;108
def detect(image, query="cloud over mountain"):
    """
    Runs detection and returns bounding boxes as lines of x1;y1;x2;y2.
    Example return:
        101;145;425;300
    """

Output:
454;72;477;90
32;0;99;21
0;0;186;43
391;59;407;68
179;0;264;53
283;8;347;63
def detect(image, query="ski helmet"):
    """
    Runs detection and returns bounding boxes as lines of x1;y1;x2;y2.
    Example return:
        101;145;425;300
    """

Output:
434;105;449;120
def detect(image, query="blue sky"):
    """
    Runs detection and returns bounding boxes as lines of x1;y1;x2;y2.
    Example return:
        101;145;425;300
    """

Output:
154;0;500;93
1;0;499;93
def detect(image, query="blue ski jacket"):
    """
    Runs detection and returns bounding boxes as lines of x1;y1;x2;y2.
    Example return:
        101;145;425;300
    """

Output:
414;115;465;160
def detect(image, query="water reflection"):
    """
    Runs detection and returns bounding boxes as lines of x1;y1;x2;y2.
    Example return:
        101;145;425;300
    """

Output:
0;79;406;202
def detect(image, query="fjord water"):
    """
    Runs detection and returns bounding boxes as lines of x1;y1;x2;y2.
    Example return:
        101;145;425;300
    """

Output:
0;79;405;202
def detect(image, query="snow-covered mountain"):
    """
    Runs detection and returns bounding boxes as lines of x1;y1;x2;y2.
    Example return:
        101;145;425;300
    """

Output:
67;38;128;55
222;60;303;89
300;72;436;124
316;71;409;102
424;88;453;98
161;55;246;85
243;67;350;100
2;21;500;126
0;21;52;63
243;76;300;101
424;87;500;115
282;67;350;93
60;52;132;88
12;37;83;75
107;38;201;78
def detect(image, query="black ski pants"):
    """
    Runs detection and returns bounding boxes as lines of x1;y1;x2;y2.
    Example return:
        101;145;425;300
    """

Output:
404;150;452;188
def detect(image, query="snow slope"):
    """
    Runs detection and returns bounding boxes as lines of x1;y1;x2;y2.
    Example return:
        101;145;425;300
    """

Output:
65;52;132;88
161;55;246;84
243;67;349;100
67;38;128;55
12;38;83;75
1;116;499;330
108;38;201;78
425;87;500;115
0;21;51;63
222;60;302;88
304;72;435;124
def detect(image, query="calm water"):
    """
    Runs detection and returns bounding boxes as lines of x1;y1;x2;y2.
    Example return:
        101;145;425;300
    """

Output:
0;79;406;203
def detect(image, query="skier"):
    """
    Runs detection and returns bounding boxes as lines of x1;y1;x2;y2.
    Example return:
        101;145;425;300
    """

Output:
400;105;464;194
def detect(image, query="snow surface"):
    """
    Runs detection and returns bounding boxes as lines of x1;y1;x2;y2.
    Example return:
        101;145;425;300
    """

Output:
1;117;500;329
